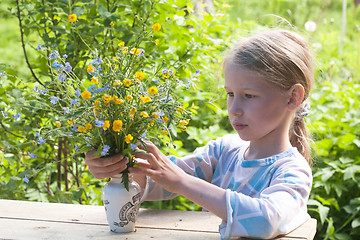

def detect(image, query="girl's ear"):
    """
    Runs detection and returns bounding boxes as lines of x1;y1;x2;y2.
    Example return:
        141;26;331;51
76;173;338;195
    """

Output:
287;84;305;110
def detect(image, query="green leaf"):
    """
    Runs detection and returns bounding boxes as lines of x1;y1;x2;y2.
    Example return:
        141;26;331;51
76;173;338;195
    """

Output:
352;218;360;228
343;165;360;181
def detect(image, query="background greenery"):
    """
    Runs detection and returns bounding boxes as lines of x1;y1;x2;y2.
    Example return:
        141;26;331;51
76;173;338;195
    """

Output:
1;0;359;239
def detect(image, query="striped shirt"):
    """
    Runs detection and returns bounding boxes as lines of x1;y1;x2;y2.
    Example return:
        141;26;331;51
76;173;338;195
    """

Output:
144;134;312;239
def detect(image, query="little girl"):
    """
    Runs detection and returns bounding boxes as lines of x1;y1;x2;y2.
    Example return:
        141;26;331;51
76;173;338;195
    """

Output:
85;29;314;239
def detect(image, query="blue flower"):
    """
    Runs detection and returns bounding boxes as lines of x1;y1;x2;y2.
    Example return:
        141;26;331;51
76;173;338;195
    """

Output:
141;130;147;138
24;176;29;184
71;99;79;106
12;113;22;120
130;144;137;151
186;84;190;90
195;69;200;74
75;89;81;98
35;132;40;138
95;119;105;127
63;54;68;59
64;62;72;73
1;111;8;118
36;43;42;51
38;137;46;145
63;107;70;114
28;152;37;159
58;73;66;82
100;145;110;156
138;49;145;57
52;61;62;69
93;87;106;93
154;78;159;84
34;85;40;93
88;84;97;92
74;143;80;152
72;125;78;132
0;71;6;80
50;96;59;105
49;50;59;59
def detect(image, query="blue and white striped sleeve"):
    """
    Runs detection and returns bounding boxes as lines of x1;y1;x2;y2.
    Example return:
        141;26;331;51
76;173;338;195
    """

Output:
144;137;225;201
219;159;312;239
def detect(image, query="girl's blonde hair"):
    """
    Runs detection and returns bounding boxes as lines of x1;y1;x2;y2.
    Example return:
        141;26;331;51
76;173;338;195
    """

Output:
224;29;314;164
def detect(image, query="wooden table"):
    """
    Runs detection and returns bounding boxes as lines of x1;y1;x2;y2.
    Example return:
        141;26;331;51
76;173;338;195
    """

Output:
0;199;316;239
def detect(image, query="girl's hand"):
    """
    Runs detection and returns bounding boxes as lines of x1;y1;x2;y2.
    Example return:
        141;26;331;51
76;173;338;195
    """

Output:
84;150;128;179
129;140;189;194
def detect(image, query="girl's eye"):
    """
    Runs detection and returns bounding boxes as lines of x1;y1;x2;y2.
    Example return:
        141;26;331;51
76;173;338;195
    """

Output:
245;94;255;99
227;92;234;97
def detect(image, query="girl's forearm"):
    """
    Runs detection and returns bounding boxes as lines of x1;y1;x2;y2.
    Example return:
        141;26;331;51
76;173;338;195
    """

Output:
177;174;228;221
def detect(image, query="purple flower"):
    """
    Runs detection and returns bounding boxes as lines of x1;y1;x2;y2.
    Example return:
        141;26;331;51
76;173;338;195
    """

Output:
195;69;200;74
74;143;80;152
36;43;42;51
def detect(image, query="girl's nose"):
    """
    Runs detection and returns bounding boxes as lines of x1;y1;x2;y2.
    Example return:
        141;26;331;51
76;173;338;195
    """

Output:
228;101;243;117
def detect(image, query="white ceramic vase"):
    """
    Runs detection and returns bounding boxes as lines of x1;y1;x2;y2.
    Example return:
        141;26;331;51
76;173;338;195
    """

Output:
102;173;141;233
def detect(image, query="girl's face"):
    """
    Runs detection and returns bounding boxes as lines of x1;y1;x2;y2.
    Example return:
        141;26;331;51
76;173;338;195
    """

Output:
224;63;292;145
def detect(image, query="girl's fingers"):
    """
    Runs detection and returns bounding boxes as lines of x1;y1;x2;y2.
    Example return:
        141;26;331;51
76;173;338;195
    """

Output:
134;152;159;169
89;158;128;179
84;150;98;160
85;153;125;167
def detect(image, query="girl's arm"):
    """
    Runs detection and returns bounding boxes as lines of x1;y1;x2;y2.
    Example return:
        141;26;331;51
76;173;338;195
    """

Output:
129;140;228;221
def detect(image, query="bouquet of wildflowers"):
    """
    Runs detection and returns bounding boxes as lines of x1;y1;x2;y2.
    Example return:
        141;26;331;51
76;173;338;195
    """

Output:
29;20;193;190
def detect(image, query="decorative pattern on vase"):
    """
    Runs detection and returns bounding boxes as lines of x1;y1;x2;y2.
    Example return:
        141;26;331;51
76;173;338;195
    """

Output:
102;174;141;233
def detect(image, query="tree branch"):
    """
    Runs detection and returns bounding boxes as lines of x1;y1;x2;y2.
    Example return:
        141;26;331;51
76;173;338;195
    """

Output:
16;0;44;86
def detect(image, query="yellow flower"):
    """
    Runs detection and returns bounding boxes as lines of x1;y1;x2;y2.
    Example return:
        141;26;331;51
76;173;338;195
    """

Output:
81;90;92;99
148;86;158;95
94;99;100;106
55;121;61;128
140;111;149;118
152;112;159;118
130;48;142;55
177;107;184;112
126;95;133;101
140;95;152;104
67;119;75;125
130;108;137;115
113;80;122;86
110;21;115;27
103;94;112;103
114;98;124;105
152;23;161;31
179;119;190;127
125;134;133;143
87;64;95;73
91;76;98;84
68;14;77;23
163;117;169;122
181;126;187;132
85;124;92;130
123;78;132;87
118;41;125;47
155;39;159;45
112;120;123;132
102;120;110;131
78;126;86;133
150;120;155;126
122;47;128;54
135;71;145;80
161;130;168;135
114;56;119;62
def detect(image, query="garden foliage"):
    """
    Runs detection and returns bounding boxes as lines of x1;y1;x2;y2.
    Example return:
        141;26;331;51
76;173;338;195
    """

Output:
0;0;360;239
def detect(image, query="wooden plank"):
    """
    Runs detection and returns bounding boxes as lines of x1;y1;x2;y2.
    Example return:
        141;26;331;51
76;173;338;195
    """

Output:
0;218;219;240
0;199;220;232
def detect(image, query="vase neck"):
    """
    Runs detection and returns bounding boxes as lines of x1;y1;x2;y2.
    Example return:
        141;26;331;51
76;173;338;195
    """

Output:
111;173;133;180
